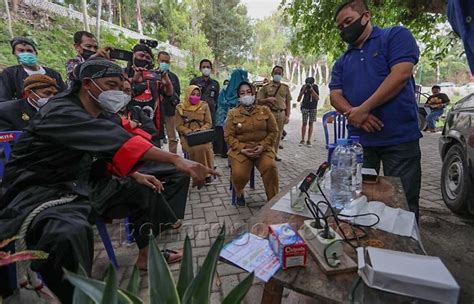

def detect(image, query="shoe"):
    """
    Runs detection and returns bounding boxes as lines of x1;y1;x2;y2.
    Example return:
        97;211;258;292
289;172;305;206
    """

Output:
236;195;246;207
279;145;284;149
306;141;312;147
299;140;304;146
220;153;228;158
205;176;212;185
275;156;282;162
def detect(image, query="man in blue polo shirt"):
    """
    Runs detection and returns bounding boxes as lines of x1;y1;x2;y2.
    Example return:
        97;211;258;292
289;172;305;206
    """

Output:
329;0;422;219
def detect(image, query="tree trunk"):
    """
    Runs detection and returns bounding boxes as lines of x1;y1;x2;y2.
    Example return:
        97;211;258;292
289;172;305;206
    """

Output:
12;0;19;12
81;0;90;32
290;59;297;83
4;0;14;38
118;1;122;27
136;0;143;35
317;64;323;85
436;63;441;84
297;62;301;85
96;0;102;40
106;0;113;23
324;60;329;84
285;55;290;76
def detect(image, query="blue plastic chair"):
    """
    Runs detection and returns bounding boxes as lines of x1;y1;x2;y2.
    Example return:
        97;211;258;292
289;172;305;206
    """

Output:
322;111;347;162
0;131;23;180
0;131;23;291
95;217;134;270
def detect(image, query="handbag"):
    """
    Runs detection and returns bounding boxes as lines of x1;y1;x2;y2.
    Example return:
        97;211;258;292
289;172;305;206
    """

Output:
185;119;214;146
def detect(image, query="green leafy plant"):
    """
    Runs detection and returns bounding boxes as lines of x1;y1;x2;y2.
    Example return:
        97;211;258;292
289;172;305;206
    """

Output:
64;225;254;304
0;236;49;267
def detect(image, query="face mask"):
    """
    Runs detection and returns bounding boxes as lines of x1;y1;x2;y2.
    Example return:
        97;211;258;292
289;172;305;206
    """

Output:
272;75;282;82
340;14;368;44
89;80;131;113
201;68;211;77
31;91;50;108
134;58;152;69
81;49;96;60
159;62;170;72
189;95;201;105
18;52;37;66
239;95;255;106
223;85;228;90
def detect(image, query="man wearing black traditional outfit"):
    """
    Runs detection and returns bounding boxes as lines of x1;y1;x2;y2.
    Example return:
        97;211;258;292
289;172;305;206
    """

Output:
0;37;65;102
0;74;59;130
0;59;216;303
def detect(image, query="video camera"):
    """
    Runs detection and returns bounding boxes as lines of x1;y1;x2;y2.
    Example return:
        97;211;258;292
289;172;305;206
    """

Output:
140;39;158;49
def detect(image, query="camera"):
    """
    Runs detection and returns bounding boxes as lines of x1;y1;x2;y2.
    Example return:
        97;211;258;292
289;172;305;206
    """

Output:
143;70;162;81
139;39;158;48
109;49;133;62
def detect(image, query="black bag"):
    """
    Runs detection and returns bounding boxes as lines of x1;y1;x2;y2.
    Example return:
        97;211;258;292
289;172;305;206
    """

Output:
185;119;214;146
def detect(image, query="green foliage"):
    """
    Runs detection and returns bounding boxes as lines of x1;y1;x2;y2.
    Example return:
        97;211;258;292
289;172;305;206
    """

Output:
282;0;450;61
64;226;255;304
197;0;252;68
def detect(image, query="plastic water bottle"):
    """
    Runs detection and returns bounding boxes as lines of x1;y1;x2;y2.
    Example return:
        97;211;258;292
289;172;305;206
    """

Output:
350;136;364;197
330;139;353;209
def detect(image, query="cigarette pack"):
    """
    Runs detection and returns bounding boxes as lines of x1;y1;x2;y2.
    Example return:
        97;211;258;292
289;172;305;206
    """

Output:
268;223;307;270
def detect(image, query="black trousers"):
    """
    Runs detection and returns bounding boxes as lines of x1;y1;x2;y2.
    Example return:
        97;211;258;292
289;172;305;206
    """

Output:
363;139;421;220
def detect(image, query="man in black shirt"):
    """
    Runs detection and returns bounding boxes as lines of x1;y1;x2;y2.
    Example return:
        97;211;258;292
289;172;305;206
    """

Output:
0;74;59;130
0;37;65;101
190;59;220;151
297;77;319;147
425;85;450;132
190;60;220;120
0;59;216;303
127;44;174;144
158;51;181;153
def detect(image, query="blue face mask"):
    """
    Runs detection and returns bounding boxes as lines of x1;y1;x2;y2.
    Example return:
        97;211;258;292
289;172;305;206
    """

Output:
159;62;170;72
273;74;282;82
18;52;38;66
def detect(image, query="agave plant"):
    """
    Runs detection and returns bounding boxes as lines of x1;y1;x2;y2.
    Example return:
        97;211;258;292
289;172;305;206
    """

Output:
64;224;254;303
0;236;49;267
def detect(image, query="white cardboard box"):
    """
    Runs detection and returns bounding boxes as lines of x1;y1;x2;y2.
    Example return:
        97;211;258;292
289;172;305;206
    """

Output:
357;247;460;303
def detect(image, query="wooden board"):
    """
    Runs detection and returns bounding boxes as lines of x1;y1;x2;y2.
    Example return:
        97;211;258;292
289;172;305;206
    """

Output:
299;230;357;276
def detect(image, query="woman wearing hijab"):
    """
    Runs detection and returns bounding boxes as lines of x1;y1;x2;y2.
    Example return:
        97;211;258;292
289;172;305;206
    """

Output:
176;85;214;184
224;81;279;206
215;69;248;158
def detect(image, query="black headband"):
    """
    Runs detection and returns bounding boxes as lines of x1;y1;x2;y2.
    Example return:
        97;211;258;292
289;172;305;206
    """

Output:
78;59;124;80
10;37;37;54
132;44;153;59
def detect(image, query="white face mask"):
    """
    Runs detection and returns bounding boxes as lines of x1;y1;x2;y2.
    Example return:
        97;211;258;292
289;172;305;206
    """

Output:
89;79;131;113
31;91;50;108
239;95;255;106
201;68;211;77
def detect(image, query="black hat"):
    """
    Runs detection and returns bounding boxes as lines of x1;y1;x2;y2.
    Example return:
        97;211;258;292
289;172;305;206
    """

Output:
10;37;37;54
78;58;124;80
132;44;154;59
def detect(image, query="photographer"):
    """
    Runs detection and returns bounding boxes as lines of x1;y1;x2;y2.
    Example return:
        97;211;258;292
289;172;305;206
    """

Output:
126;43;174;144
158;51;181;154
297;77;319;147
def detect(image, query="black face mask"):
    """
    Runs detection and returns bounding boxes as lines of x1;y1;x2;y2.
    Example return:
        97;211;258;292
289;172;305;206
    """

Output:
133;58;153;70
340;14;368;44
81;49;96;60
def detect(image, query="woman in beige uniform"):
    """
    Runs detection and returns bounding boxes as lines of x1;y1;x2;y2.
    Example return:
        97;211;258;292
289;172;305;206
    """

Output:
224;81;279;206
176;85;214;184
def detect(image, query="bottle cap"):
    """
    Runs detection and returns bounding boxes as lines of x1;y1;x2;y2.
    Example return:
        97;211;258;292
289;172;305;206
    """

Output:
350;136;360;143
336;139;348;145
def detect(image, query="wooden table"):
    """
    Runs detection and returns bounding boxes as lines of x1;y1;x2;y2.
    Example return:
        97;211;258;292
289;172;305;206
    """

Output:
222;170;425;304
